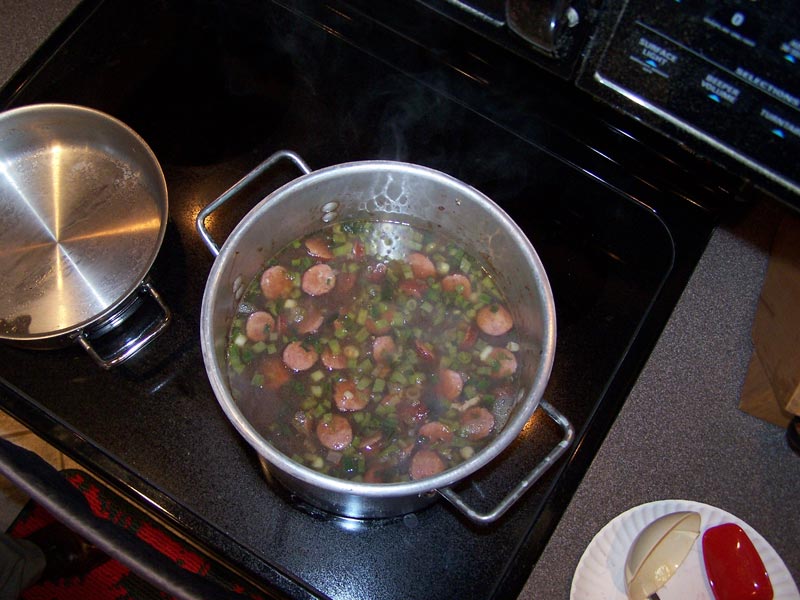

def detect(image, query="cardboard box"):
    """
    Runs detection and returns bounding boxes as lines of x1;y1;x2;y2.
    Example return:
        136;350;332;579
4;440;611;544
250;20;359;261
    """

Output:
739;213;800;427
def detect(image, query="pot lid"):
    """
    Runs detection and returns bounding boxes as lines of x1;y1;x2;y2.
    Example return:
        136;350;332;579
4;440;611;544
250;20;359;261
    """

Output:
0;104;168;341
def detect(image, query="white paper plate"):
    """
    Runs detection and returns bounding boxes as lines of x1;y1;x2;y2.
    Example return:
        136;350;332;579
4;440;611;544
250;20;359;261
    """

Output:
570;499;799;600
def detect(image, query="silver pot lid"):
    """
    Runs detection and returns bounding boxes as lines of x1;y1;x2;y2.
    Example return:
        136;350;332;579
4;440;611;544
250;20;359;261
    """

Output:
0;104;168;341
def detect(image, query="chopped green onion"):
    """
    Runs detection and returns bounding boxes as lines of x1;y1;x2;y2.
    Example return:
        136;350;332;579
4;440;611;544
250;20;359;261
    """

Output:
228;346;245;374
390;371;407;385
333;242;353;257
240;347;254;363
410;372;426;385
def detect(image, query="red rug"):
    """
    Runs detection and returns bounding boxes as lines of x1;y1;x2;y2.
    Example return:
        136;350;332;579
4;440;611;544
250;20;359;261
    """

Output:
7;469;267;600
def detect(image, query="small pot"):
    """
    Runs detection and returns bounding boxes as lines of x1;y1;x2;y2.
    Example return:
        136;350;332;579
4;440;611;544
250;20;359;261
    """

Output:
0;104;171;368
198;150;567;523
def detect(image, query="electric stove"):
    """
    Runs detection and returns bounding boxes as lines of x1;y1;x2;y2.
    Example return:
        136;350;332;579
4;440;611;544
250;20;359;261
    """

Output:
0;0;755;598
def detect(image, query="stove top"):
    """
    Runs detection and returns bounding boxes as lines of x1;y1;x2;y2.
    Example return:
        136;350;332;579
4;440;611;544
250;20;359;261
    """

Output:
0;0;724;598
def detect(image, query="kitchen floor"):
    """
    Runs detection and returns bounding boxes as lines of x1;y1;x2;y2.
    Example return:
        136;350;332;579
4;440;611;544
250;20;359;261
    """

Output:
0;412;80;531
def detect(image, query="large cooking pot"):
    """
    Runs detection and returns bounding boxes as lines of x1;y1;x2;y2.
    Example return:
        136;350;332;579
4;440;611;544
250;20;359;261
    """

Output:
0;104;171;368
198;150;572;524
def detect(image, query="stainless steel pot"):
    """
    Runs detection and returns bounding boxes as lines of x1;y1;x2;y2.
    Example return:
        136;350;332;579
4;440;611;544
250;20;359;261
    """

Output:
0;104;171;368
198;150;572;524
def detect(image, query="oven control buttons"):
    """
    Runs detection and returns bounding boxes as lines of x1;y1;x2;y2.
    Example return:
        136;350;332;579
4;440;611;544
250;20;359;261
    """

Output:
592;0;800;196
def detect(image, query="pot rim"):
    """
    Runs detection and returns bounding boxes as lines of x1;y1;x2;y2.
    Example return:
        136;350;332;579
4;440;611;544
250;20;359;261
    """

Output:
200;159;556;498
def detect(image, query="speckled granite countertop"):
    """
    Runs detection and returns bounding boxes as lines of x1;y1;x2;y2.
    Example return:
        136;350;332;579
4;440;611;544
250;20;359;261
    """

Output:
2;3;798;598
522;199;800;598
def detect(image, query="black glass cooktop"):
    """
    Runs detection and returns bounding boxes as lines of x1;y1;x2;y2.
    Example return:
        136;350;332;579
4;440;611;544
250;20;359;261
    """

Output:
0;1;723;598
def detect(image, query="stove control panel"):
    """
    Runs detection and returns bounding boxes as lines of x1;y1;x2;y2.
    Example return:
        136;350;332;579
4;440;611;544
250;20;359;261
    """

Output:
592;0;800;198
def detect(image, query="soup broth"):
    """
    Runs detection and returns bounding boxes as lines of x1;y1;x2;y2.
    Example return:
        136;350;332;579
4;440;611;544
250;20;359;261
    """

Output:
227;221;520;483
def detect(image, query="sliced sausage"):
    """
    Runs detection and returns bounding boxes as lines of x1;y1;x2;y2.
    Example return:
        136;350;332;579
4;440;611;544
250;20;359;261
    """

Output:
484;347;517;379
304;236;333;260
295;306;324;335
409;449;446;480
260;266;293;300
399;279;427;299
397;398;429;426
260;356;291;391
365;309;395;335
413;340;437;363
418;421;453;444
372;335;397;364
358;432;384;453
460;406;495;440
407;252;436;279
476;304;513;336
282;341;318;372
441;273;472;299
459;325;478;350
334;380;368;411
245;311;275;342
435;368;463;401
321;348;347;370
274;313;289;336
301;264;336;296
316;415;353;451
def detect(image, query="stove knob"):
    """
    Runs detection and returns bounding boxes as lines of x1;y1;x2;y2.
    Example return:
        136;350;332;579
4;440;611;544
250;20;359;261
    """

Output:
506;0;580;56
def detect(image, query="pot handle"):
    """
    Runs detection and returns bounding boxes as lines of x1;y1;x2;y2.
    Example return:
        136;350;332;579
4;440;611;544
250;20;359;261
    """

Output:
196;150;312;256
437;401;574;525
76;281;172;370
